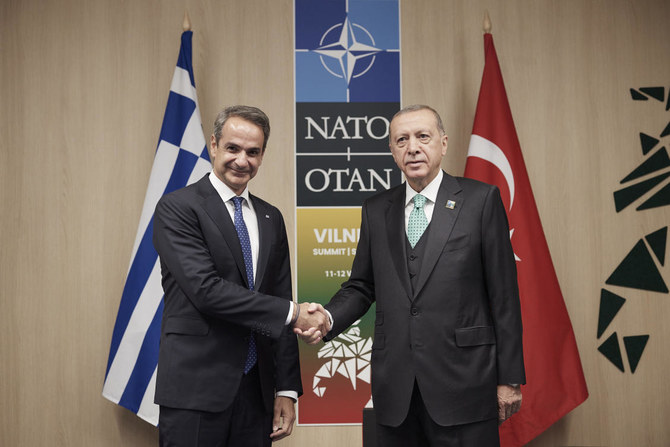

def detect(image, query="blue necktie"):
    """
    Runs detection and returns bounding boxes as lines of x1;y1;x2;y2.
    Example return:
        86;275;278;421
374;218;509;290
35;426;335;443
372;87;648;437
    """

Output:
231;196;257;374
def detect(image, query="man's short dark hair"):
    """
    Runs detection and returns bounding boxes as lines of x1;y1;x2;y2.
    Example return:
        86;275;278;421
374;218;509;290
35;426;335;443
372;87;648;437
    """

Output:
213;105;271;150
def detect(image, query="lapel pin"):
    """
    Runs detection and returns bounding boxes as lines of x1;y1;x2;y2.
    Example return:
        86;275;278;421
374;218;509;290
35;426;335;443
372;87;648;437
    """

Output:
446;200;456;209
265;214;270;219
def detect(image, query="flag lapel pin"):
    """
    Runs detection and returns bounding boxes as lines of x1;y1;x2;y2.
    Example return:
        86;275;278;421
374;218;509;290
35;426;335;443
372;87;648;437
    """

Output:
446;200;456;209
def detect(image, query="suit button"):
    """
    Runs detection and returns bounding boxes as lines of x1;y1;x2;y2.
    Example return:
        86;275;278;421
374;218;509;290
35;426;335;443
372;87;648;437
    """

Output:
409;255;417;261
410;307;419;316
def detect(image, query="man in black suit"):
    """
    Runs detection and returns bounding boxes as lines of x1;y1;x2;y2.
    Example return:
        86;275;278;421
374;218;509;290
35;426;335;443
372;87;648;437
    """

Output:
153;105;329;446
298;105;525;446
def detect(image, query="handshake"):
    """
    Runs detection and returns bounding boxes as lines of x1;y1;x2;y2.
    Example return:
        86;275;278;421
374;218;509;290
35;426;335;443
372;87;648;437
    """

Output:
290;302;331;345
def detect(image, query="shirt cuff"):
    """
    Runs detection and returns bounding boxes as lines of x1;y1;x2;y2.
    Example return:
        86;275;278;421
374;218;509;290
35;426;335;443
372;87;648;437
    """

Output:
276;390;298;402
284;301;295;326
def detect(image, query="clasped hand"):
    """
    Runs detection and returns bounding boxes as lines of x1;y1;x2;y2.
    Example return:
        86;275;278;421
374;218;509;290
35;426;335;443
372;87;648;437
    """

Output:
292;302;331;344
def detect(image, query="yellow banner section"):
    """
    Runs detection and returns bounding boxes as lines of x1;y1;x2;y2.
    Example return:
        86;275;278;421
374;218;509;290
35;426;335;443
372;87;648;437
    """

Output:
296;208;361;296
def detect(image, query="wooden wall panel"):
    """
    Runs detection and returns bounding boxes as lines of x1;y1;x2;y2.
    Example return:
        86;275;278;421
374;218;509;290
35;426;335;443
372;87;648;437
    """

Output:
1;0;668;445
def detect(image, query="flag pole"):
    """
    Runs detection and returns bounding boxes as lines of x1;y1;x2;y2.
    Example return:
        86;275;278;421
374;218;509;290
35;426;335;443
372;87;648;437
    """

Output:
183;10;192;31
483;10;492;33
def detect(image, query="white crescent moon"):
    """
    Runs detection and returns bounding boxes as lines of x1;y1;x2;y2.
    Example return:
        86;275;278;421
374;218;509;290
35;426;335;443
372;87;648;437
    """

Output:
467;134;515;210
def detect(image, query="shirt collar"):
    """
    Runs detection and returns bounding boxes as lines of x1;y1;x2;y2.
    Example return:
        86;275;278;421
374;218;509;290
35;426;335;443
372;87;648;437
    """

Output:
404;170;443;206
208;171;253;210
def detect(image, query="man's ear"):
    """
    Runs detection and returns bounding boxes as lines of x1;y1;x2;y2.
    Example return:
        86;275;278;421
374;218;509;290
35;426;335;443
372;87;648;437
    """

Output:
209;134;217;159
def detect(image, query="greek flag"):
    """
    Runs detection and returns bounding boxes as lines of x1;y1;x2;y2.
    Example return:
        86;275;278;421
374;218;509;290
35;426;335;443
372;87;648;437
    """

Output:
102;30;211;425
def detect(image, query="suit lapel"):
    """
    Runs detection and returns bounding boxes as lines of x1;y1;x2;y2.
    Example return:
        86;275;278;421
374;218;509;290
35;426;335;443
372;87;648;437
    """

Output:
413;173;463;299
199;176;250;288
252;196;271;291
386;186;413;301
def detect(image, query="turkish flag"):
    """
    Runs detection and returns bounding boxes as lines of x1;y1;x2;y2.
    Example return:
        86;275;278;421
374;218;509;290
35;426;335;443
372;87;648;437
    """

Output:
464;33;588;446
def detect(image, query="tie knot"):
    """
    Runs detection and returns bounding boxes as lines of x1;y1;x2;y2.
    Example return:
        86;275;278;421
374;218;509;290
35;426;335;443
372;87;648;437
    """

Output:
231;196;244;210
413;194;427;209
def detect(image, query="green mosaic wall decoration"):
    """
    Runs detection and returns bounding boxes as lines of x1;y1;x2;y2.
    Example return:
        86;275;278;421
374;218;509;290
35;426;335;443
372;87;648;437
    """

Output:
597;86;668;373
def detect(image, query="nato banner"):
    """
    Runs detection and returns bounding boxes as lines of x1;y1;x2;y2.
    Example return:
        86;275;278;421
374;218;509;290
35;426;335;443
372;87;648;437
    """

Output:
295;0;401;425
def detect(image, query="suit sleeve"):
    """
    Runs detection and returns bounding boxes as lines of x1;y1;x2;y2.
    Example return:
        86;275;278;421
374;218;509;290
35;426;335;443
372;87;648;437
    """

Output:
324;202;376;340
481;186;526;385
153;194;291;339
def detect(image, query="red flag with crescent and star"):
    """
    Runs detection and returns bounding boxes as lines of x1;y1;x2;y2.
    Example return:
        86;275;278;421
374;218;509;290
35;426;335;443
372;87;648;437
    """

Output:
464;32;589;446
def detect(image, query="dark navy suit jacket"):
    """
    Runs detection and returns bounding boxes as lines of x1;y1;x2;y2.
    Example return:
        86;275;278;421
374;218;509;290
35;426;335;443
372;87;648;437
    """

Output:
153;174;301;413
325;171;525;427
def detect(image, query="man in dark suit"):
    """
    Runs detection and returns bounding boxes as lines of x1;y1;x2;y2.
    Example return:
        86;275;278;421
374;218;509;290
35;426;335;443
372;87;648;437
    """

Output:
153;105;329;446
298;105;525;446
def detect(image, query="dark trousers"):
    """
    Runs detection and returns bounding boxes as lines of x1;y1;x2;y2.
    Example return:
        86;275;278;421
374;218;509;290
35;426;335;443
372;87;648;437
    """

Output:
158;366;272;447
376;381;500;447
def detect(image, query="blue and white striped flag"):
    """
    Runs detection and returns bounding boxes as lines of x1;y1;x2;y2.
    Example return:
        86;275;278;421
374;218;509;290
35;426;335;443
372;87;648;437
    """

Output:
103;30;211;425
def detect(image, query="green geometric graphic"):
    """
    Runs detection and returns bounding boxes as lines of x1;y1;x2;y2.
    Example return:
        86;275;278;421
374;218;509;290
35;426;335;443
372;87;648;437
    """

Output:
600;87;668;375
639;86;665;102
616;90;670;212
620;147;670;184
623;335;650;373
644;227;667;266
613;172;670;212
605;239;668;293
662;121;670;138
639;132;660;155
637;182;670;211
598;332;625;372
630;88;648;100
597;289;626;338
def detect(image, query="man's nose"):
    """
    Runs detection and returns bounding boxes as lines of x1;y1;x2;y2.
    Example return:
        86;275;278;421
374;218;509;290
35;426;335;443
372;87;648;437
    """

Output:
234;152;249;167
408;137;420;153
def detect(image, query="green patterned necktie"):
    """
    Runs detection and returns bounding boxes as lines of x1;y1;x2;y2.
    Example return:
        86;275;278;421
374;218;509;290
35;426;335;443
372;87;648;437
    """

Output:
407;194;429;248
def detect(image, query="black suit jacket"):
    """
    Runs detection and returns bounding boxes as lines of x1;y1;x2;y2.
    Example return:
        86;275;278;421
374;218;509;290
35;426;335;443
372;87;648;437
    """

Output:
152;174;302;413
324;172;525;427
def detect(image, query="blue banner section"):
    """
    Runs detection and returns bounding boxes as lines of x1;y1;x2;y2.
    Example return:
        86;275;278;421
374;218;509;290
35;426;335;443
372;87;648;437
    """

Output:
295;0;400;103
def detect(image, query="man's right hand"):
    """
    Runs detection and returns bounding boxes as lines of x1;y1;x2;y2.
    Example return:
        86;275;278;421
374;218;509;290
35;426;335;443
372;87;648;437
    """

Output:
292;302;331;344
